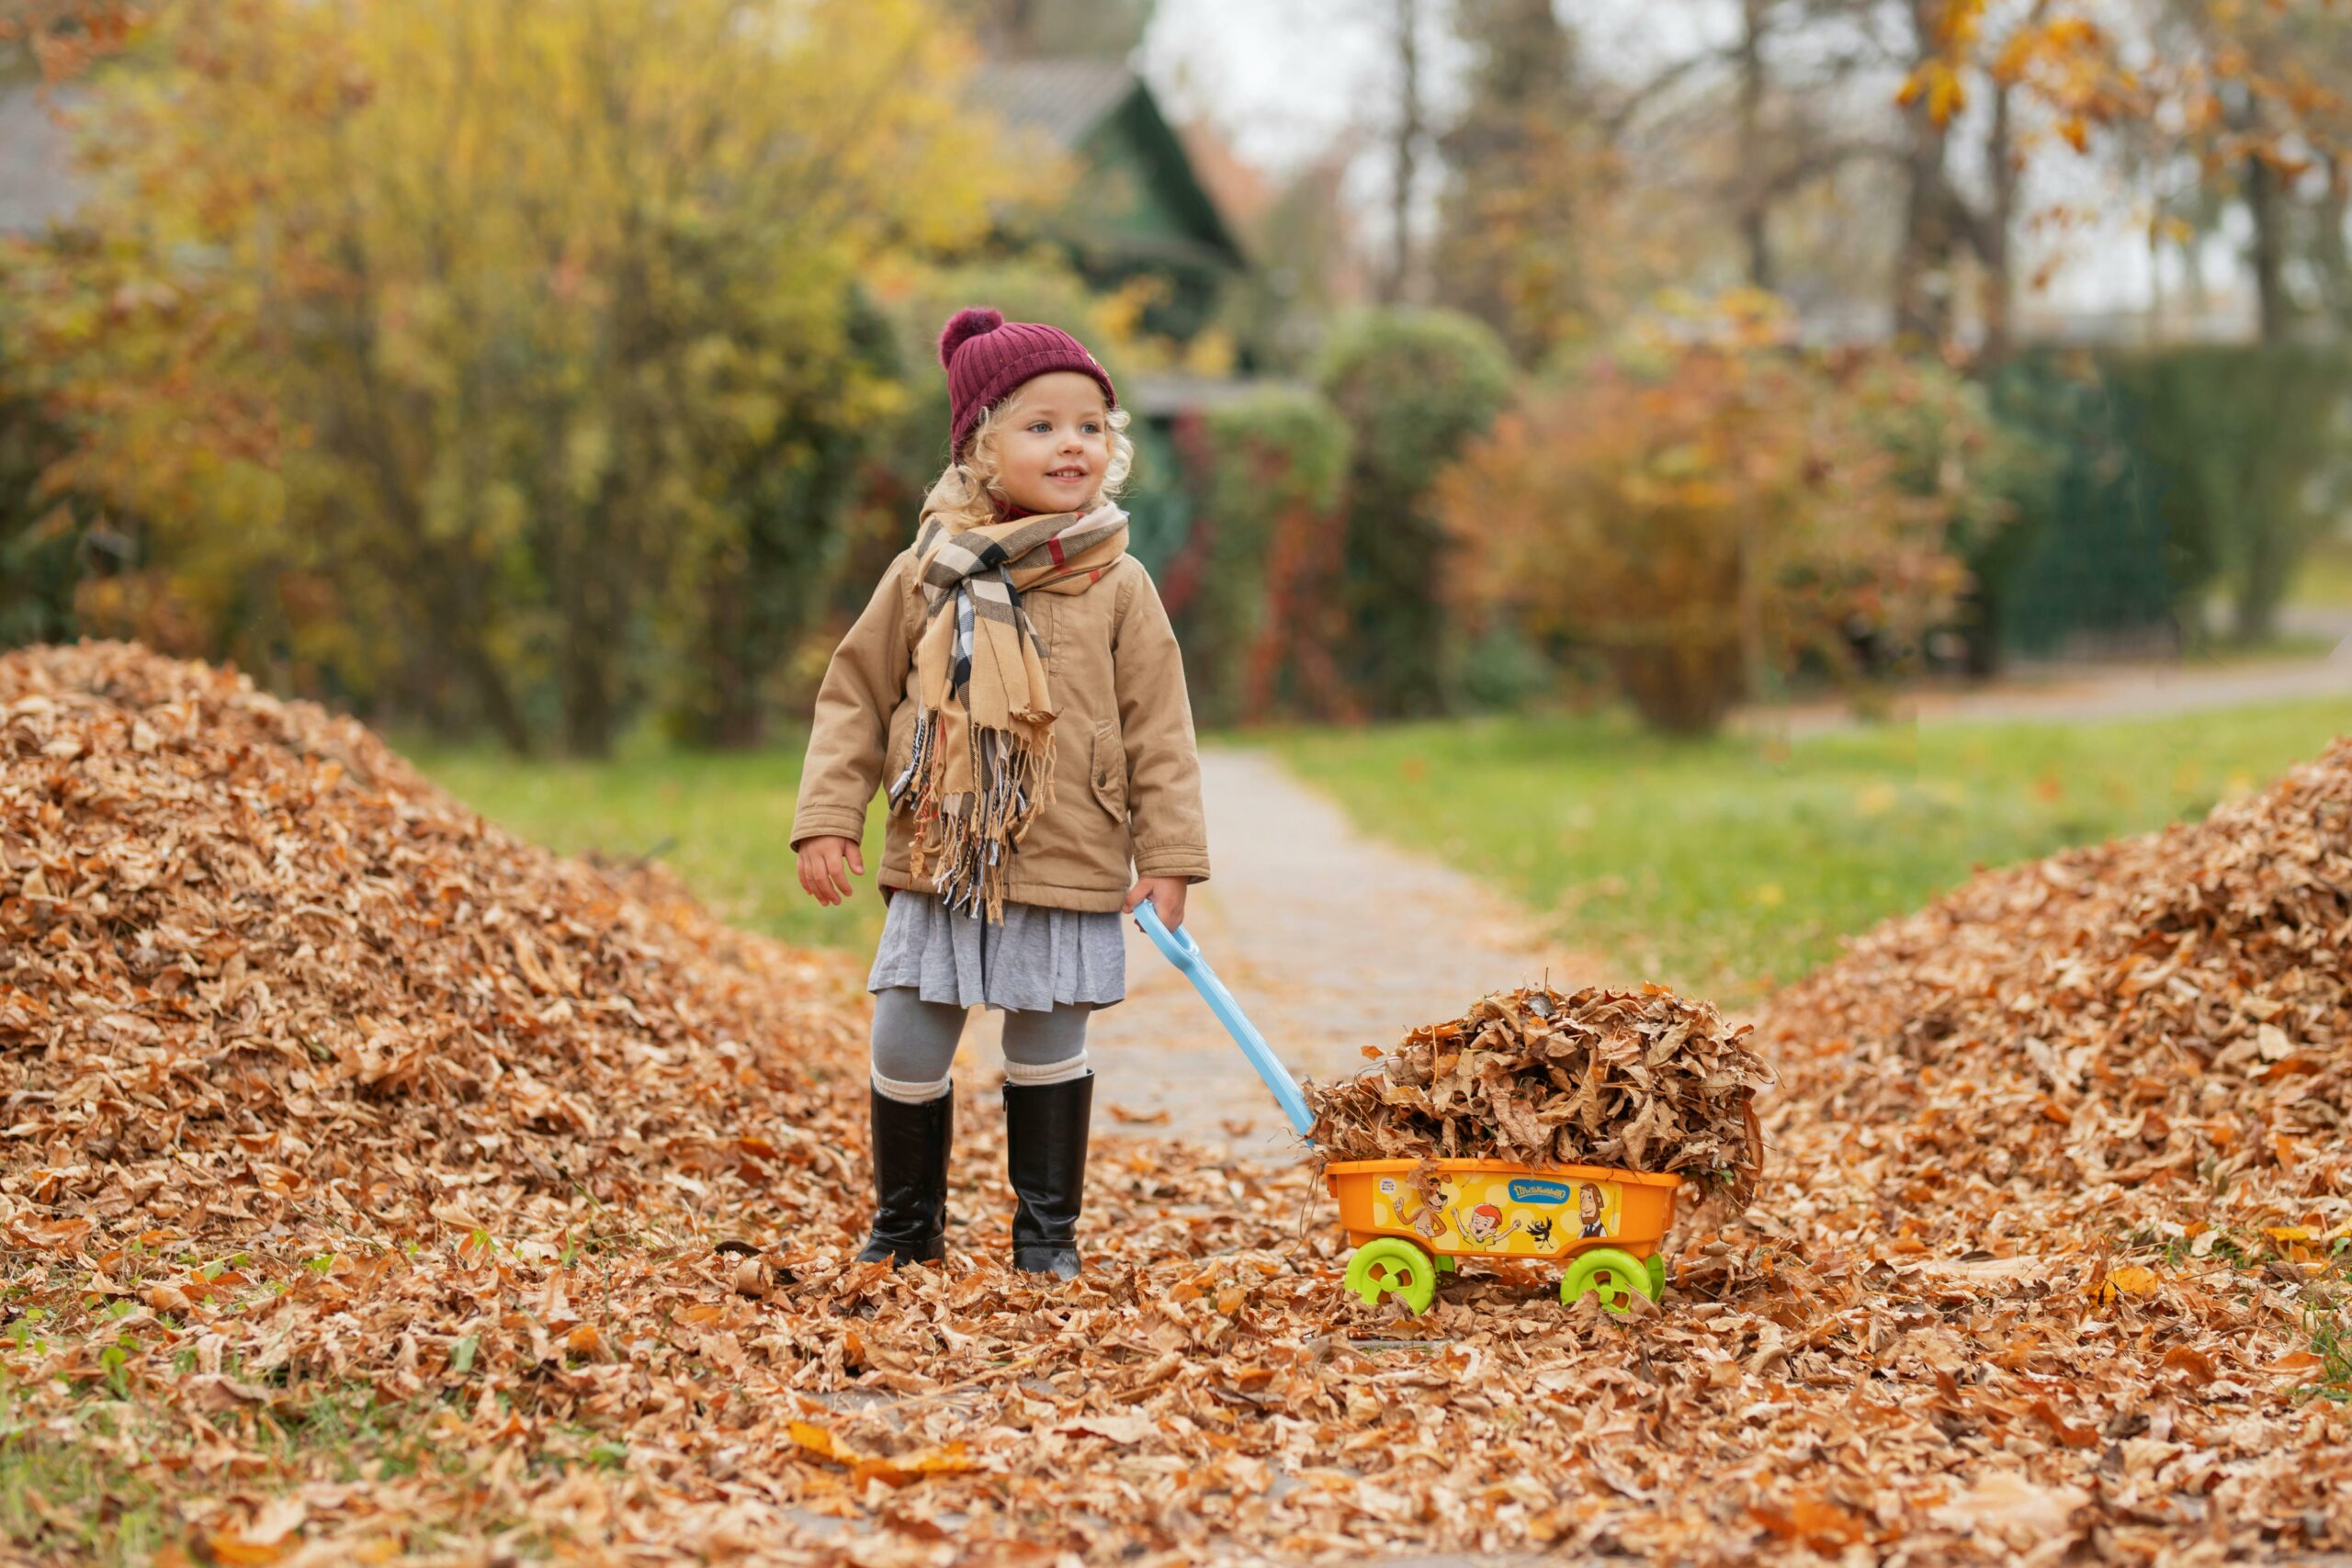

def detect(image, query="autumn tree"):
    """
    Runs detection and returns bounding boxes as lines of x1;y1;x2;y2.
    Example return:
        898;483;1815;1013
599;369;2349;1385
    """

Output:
1892;0;2350;355
16;0;1032;754
1438;299;1980;733
1431;0;1628;364
2133;0;2352;342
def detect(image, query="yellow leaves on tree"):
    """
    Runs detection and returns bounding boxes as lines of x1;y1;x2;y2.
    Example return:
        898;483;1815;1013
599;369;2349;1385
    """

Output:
8;0;1040;754
1905;0;2346;173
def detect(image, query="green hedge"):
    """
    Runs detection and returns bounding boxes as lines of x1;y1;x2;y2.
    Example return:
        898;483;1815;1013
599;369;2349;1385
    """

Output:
2109;343;2352;644
1186;385;1352;723
1315;308;1514;716
1981;343;2352;659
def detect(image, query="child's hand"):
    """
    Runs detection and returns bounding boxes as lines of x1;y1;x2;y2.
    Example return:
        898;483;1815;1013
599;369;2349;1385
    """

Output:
797;836;865;907
1124;875;1188;931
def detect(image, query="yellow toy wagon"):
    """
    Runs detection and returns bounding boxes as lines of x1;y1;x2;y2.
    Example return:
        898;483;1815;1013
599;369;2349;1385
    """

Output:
1327;1157;1679;1314
1135;900;1682;1316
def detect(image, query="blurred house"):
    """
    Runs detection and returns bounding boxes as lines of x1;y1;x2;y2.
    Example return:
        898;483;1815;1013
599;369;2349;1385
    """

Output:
969;59;1282;581
969;58;1247;356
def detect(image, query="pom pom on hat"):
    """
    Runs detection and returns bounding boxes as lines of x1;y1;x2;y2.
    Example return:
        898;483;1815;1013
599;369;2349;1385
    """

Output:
935;306;1118;456
937;306;1004;370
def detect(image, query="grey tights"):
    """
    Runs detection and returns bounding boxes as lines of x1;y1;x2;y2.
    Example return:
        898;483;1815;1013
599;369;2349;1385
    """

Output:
869;986;1090;1103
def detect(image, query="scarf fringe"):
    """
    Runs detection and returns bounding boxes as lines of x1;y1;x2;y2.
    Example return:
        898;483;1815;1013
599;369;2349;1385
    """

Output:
903;722;1057;922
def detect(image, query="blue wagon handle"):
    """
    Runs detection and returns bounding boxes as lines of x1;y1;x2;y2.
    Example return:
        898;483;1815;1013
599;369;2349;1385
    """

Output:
1133;897;1317;1140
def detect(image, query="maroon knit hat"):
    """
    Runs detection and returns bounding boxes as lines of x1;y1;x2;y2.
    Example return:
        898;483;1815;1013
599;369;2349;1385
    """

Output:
938;307;1118;457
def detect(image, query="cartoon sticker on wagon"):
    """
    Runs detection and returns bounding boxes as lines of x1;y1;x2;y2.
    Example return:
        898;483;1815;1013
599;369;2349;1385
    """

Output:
1370;1171;1625;1255
1463;1203;1521;1247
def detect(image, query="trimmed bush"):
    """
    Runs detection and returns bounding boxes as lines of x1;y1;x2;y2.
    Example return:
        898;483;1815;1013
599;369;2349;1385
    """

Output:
2106;344;2352;646
1315;308;1514;716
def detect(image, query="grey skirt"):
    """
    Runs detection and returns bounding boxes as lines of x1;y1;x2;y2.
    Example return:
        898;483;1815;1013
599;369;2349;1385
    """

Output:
866;890;1126;1012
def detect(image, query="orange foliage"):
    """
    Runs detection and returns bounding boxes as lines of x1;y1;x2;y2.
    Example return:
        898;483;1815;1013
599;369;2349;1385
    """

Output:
1437;327;1973;733
0;1;147;80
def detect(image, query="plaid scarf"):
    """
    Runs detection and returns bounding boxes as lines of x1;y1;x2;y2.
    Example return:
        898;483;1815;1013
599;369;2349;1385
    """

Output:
890;502;1129;919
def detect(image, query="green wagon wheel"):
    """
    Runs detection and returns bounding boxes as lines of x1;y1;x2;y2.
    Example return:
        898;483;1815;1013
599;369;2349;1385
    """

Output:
1343;1237;1440;1314
1435;1255;1459;1274
1645;1254;1668;1301
1561;1247;1656;1314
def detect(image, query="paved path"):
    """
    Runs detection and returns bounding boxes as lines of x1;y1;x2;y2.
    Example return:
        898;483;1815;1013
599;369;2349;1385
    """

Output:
963;750;1610;1156
1737;632;2352;739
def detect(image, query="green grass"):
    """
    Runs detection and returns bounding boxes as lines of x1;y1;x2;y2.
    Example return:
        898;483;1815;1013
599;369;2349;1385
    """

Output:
2291;534;2352;610
404;730;888;955
0;1419;173;1566
2312;1301;2352;1404
1265;696;2352;1000
403;697;2352;998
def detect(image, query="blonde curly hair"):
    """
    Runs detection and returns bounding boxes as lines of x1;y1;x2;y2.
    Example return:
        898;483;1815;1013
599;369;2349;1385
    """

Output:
920;399;1136;535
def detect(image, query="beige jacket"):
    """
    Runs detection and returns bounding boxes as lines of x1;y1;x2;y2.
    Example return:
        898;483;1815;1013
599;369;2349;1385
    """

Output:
791;548;1210;913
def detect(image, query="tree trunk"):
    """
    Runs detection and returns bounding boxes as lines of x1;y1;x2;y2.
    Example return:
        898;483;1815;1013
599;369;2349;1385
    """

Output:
1978;74;2018;367
1894;130;1953;344
1893;0;1956;346
2319;151;2352;329
553;505;638;757
1736;0;1773;290
1386;0;1421;303
2245;148;2291;344
460;638;537;756
560;598;620;758
693;569;768;750
2234;526;2291;645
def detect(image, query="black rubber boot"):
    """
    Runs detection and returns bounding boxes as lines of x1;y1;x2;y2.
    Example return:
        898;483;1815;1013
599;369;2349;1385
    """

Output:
854;1086;953;1267
1004;1073;1092;1280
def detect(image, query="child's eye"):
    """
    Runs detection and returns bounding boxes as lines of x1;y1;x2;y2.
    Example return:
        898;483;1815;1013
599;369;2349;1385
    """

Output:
1082;423;1101;434
1028;422;1051;434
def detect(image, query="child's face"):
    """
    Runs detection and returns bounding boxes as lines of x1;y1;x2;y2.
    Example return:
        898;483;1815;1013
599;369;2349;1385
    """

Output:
990;372;1111;515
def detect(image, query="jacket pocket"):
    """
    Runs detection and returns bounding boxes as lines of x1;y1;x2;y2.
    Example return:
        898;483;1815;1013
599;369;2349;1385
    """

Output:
1087;718;1126;821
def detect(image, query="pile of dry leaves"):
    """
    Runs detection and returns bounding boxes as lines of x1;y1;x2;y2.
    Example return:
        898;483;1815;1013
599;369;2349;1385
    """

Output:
1306;984;1770;1200
1758;732;2352;1253
0;640;865;1267
1;642;2346;1568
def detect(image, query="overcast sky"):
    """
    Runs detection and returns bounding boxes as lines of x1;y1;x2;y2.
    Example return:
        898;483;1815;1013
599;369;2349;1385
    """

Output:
1135;0;2249;325
1141;0;1714;177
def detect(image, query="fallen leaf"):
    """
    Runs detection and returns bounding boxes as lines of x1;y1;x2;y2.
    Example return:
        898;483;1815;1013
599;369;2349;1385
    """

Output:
1929;1472;2087;1549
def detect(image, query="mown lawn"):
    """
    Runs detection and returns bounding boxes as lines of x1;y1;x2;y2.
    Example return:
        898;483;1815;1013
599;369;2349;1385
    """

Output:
403;734;889;956
1266;695;2352;1000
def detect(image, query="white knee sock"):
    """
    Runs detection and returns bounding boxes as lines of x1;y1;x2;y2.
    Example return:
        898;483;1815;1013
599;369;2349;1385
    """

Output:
872;1069;953;1105
1001;1050;1090;1089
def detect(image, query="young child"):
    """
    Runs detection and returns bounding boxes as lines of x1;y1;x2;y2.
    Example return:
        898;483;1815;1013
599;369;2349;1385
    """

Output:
791;308;1209;1280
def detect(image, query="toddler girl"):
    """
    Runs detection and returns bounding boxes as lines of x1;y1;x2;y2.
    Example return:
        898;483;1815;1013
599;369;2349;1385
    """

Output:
791;308;1209;1280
